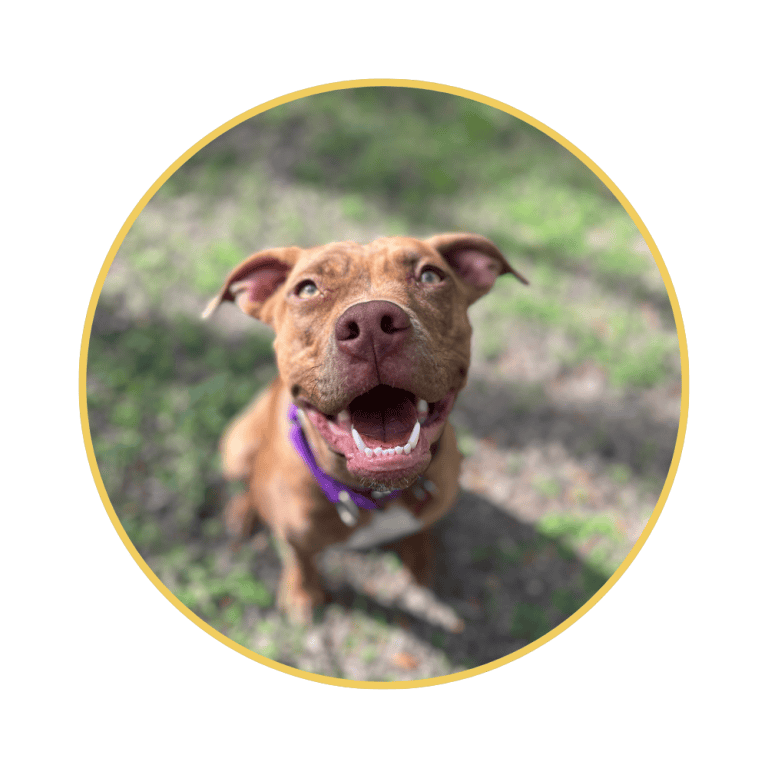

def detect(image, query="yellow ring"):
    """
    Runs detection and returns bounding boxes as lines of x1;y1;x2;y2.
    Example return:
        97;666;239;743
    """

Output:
79;78;689;689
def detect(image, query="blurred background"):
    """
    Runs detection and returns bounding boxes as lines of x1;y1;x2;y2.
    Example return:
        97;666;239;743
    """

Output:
86;86;682;681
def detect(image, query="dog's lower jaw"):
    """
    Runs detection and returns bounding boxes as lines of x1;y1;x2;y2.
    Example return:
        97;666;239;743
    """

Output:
316;441;428;494
313;422;446;494
356;472;421;494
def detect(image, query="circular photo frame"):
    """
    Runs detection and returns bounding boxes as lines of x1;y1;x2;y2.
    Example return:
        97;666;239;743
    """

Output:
80;80;688;688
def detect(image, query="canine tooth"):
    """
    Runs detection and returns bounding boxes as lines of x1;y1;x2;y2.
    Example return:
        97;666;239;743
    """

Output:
395;446;403;455
374;447;383;456
365;448;373;458
351;427;366;452
408;421;420;448
338;409;351;422
404;443;411;455
417;399;429;414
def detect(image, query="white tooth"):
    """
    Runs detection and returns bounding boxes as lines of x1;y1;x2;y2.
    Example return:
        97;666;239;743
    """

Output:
408;421;420;448
365;448;373;458
338;409;351;422
374;447;383;456
385;448;394;456
404;443;411;455
417;399;429;414
351;427;366;452
395;446;403;455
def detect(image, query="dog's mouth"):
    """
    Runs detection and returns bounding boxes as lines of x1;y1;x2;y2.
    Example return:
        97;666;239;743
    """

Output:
300;385;455;487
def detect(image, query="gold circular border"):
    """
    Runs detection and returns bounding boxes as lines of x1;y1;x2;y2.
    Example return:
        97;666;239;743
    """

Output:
79;78;689;689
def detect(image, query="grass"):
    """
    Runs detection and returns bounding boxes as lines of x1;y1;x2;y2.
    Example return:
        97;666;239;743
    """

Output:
535;510;626;583
476;267;677;387
509;603;551;643
87;312;275;538
85;85;681;678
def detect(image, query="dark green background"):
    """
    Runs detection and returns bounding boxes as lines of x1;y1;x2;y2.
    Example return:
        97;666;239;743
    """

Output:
9;3;764;765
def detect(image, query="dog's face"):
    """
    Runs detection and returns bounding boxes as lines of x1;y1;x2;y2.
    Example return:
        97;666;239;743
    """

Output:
205;234;526;491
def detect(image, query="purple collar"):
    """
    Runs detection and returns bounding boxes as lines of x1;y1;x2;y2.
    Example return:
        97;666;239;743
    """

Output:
288;404;401;511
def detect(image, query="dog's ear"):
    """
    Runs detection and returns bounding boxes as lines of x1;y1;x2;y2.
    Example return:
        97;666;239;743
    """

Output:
202;247;303;325
427;233;528;304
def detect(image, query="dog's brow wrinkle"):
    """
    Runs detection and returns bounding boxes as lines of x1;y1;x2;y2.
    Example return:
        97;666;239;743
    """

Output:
306;251;353;278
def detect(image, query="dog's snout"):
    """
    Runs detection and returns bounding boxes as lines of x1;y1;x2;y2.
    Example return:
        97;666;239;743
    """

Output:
335;300;411;359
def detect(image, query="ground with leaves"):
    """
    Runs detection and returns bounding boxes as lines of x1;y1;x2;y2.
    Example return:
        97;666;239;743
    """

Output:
86;88;682;682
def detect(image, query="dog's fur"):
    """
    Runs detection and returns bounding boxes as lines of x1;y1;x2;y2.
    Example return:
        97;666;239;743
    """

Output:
204;233;526;622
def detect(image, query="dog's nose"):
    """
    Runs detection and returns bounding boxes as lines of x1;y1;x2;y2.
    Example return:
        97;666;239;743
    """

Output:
335;300;412;360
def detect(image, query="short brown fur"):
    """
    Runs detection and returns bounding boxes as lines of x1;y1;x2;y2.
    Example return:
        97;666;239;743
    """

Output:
205;233;525;622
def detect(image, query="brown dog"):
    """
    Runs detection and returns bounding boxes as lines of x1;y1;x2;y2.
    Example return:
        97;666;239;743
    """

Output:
203;233;526;622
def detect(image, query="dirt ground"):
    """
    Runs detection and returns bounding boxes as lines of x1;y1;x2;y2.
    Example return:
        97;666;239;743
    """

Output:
87;90;683;683
123;316;680;683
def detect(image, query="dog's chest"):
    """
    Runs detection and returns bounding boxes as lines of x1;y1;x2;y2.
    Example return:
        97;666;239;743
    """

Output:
341;504;423;550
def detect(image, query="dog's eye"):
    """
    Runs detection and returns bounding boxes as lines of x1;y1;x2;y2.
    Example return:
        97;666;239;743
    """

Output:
419;268;443;284
296;280;319;298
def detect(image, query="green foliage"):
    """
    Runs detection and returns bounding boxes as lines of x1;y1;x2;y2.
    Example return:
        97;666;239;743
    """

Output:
478;278;675;388
86;86;679;676
192;241;245;294
455;428;477;457
533;476;562;499
550;588;583;616
535;512;623;589
608;463;633;484
87;311;275;527
537;511;621;544
257;88;560;207
509;603;550;642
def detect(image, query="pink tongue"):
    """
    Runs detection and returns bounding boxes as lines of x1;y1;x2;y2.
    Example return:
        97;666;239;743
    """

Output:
349;386;416;443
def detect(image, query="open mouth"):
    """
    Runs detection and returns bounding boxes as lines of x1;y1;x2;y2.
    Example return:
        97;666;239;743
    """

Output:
300;385;456;485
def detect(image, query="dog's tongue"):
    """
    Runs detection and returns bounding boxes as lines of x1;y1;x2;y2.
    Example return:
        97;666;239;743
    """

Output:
349;386;417;443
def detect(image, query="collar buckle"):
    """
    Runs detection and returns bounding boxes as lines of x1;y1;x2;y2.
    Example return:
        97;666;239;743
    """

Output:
336;490;360;527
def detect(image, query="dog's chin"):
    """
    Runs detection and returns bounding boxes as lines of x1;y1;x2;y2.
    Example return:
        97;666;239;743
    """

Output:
344;448;432;493
353;473;422;494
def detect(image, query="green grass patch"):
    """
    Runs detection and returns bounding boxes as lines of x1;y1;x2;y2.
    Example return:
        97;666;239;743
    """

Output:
455;428;478;457
509;603;550;642
550;588;584;616
533;476;562;499
537;511;621;544
477;284;676;388
87;310;275;537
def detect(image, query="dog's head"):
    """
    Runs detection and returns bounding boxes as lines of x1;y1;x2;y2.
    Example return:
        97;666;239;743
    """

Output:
204;233;527;491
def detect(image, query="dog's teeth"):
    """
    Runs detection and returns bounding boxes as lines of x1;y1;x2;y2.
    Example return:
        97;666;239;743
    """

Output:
351;427;367;452
408;421;420;448
338;409;351;423
417;399;429;416
356;425;419;460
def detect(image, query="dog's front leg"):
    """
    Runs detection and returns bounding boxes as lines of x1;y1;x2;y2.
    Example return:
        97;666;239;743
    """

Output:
275;535;328;624
223;490;259;540
392;528;435;587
